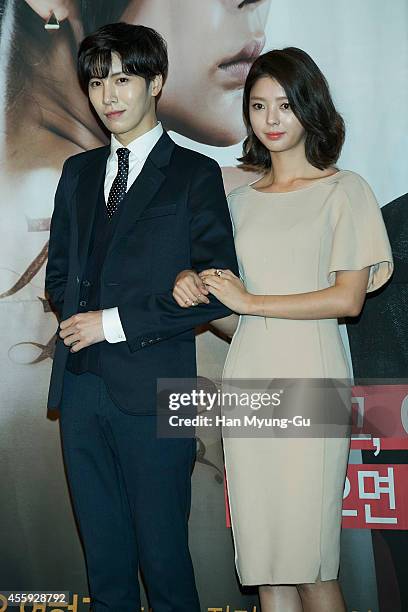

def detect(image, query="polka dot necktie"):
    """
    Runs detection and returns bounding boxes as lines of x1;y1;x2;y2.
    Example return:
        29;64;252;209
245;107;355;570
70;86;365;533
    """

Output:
106;147;130;219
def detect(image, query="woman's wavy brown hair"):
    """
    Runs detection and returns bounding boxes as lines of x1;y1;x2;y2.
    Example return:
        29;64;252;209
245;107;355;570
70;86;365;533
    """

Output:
238;47;345;171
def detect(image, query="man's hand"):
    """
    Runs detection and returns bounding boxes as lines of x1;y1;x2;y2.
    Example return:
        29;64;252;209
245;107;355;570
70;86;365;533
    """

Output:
173;269;210;308
59;310;105;352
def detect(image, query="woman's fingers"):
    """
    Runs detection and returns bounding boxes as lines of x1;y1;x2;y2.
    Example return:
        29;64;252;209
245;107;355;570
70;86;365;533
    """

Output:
191;274;210;303
221;269;235;278
198;277;222;290
199;268;235;281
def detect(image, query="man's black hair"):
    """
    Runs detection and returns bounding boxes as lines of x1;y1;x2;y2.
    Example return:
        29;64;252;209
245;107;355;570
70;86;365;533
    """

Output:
77;22;168;93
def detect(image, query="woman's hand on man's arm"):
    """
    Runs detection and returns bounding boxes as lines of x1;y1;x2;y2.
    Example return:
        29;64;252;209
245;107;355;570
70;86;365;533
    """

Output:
172;269;239;338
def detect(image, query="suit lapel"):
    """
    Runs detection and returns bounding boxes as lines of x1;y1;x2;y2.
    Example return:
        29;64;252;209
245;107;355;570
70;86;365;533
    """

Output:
76;130;175;271
105;130;175;259
76;146;110;274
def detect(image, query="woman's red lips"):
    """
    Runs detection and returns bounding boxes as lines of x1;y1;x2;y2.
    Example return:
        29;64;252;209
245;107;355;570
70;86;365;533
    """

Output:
266;132;286;140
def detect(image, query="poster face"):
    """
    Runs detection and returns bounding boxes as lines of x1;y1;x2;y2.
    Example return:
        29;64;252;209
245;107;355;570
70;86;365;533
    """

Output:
0;1;406;611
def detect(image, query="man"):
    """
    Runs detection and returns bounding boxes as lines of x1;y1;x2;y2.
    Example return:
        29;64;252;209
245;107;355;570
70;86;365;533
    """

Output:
45;22;238;612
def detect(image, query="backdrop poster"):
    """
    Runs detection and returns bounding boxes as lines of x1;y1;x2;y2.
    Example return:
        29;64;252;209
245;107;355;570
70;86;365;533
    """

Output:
0;1;407;611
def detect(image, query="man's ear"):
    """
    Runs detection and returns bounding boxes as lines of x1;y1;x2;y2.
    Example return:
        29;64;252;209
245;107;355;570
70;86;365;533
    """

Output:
151;74;164;98
24;0;74;23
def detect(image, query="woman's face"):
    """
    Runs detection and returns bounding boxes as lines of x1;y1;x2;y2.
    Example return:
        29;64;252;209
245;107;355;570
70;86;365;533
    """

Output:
249;77;306;155
121;0;271;146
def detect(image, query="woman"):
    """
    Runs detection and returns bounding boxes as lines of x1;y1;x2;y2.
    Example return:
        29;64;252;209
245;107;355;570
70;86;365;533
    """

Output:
173;48;393;611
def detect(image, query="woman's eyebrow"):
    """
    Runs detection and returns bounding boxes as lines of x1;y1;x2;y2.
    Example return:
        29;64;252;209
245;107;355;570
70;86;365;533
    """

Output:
250;96;288;101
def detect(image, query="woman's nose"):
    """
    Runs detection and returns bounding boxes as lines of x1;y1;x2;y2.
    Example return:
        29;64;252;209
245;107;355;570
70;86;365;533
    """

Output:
266;111;280;126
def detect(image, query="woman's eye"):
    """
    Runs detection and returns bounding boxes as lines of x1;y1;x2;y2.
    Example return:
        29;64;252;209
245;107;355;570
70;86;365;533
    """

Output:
281;102;291;110
89;81;100;88
252;103;264;110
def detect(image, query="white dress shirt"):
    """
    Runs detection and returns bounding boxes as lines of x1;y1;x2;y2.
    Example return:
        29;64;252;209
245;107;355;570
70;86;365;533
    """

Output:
102;121;164;343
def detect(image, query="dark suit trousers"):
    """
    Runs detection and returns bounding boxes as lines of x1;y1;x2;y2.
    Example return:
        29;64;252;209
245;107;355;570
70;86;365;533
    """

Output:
59;368;200;612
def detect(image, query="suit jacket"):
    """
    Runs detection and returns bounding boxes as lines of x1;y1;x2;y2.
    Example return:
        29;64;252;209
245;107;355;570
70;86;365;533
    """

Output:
45;130;239;414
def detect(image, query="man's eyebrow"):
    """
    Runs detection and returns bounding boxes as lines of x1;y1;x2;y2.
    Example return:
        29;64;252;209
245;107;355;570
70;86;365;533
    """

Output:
89;70;125;80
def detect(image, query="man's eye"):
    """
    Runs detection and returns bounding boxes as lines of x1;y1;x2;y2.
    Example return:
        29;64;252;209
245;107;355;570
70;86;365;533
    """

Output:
118;77;129;83
89;81;100;88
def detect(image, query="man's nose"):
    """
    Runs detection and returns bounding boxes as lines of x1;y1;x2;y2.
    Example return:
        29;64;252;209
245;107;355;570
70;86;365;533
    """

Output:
103;83;117;105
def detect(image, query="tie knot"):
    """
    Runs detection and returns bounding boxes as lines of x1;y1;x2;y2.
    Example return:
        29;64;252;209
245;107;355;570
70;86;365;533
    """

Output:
116;147;130;163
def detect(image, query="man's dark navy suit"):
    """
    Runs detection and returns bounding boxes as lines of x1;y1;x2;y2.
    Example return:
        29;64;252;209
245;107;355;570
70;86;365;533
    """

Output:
45;130;239;611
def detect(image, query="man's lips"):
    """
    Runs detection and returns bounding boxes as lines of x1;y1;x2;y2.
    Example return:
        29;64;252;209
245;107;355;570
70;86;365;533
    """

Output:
218;38;265;85
105;110;125;119
265;132;286;140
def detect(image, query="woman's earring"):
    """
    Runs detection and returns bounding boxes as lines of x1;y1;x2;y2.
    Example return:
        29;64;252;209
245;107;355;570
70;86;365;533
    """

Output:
44;11;60;30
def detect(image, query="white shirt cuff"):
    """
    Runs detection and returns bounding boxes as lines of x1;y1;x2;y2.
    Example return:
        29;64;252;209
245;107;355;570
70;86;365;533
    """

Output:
102;307;127;343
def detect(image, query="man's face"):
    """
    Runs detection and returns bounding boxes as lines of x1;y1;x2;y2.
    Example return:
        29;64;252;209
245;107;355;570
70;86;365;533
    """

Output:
88;52;161;144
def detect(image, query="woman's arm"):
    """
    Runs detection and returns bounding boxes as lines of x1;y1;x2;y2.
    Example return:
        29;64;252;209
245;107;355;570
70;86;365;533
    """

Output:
199;268;371;320
209;314;239;338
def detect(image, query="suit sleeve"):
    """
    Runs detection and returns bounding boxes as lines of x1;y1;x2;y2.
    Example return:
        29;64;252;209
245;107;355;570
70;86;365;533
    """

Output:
118;158;239;352
45;159;71;319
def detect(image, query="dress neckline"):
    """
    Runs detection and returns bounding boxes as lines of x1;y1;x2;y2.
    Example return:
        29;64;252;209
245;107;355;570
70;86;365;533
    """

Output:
248;169;344;196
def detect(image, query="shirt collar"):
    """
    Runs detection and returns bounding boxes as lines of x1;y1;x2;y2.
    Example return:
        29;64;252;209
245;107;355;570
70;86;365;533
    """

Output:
110;121;163;162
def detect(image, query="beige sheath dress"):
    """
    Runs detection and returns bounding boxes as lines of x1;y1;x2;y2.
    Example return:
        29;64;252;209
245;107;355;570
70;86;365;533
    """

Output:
222;170;393;585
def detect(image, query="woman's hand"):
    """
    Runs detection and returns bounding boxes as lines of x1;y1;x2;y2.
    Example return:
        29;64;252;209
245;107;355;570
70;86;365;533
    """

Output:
173;269;210;308
199;269;252;314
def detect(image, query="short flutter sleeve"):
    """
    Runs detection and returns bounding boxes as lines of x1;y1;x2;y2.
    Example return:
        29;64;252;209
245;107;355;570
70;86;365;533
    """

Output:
328;172;394;292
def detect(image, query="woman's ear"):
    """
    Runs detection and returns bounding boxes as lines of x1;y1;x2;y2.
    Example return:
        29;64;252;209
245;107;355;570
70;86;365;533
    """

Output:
24;1;74;23
24;0;84;42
